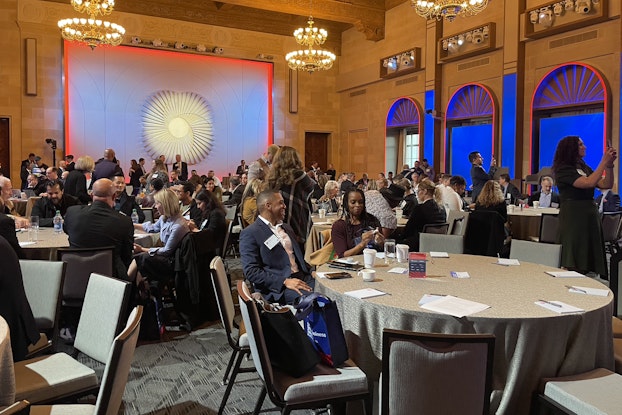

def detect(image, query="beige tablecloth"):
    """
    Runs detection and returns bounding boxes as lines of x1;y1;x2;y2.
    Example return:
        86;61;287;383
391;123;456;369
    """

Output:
316;253;613;415
508;207;559;240
0;317;15;406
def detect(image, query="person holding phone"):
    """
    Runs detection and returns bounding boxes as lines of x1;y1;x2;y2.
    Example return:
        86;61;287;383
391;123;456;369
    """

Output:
553;136;617;277
469;151;497;204
331;188;384;258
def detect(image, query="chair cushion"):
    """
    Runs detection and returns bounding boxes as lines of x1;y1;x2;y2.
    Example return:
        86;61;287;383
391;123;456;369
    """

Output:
30;405;95;415
14;353;98;404
275;360;368;404
544;368;622;414
613;317;622;339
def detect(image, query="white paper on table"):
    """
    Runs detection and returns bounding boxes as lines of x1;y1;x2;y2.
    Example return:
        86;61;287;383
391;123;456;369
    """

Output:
497;258;520;266
418;294;445;306
545;271;586;278
18;241;36;247
430;251;449;258
420;295;490;318
335;258;358;265
344;288;388;299
376;252;386;259
450;271;470;279
316;272;328;279
535;300;584;314
313;221;331;225
388;267;408;274
567;286;609;297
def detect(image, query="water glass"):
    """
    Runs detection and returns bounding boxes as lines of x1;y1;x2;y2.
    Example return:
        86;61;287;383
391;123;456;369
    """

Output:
29;216;39;242
384;239;396;264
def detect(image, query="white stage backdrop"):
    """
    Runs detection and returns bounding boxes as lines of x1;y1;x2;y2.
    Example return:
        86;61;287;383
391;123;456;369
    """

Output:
64;42;273;179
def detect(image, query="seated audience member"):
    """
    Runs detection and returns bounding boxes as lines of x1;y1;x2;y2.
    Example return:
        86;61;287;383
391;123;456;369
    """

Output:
139;177;165;209
241;178;266;227
356;173;370;190
146;159;169;192
112;174;145;222
168;170;181;187
176;181;201;222
224;176;244;206
31;180;79;227
0;211;24;257
64;155;94;205
421;159;435;182
396;178;417;217
26;173;46;196
398;178;446;251
332;188;384;258
0;176;20;216
475;180;508;223
128;189;190;285
189;169;201;188
308;169;324;201
325;163;336;181
596;189;621;213
528;176;560;208
204;177;223;201
0;237;39;361
240;189;314;305
189;190;227;238
441;175;466;212
380;182;405;211
317;180;340;213
340;172;356;193
499;173;521;205
207;170;222;188
64;178;134;280
365;187;397;237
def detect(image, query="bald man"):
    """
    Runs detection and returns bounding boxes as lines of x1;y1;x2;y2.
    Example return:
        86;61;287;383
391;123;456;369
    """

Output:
91;148;123;185
64;178;134;280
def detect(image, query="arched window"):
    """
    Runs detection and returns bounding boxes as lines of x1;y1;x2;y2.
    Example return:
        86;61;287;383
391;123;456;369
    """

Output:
445;83;496;188
385;97;422;174
530;63;607;174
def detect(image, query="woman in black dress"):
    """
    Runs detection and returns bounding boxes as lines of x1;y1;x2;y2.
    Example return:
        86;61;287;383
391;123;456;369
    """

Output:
64;155;93;204
553;135;617;276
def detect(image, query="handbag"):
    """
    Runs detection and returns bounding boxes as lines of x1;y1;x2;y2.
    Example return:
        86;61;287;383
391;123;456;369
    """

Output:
294;293;349;367
256;300;320;377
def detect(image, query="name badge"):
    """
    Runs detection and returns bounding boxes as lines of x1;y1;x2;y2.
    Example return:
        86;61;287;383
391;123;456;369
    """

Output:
577;169;587;177
264;234;280;250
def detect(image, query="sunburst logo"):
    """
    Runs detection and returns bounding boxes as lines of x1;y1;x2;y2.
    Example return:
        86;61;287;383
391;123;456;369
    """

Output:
142;90;214;164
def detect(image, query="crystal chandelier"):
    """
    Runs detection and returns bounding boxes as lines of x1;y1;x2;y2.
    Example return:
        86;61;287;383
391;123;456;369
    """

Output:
285;16;336;73
412;0;490;22
58;0;125;50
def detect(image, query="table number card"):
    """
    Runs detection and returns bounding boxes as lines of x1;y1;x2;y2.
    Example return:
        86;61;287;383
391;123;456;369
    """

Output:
409;252;427;278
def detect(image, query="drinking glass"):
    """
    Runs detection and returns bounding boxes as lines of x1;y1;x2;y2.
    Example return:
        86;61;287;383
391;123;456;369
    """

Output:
384;238;396;264
29;216;39;242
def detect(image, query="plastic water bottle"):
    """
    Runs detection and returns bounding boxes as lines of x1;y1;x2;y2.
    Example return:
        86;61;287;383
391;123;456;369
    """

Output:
53;210;63;233
131;208;139;224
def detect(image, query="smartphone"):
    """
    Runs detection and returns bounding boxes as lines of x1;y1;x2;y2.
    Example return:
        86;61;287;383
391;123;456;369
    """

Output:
325;271;353;279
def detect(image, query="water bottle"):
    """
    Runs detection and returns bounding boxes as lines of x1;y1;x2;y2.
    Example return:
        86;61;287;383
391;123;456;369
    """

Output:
53;210;63;233
131;208;139;224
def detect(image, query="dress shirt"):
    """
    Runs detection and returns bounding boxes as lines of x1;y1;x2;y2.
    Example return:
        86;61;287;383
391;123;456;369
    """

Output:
258;215;299;273
539;192;553;208
142;215;189;257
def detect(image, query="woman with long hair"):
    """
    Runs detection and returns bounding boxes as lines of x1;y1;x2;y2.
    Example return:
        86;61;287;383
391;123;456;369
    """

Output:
64;155;94;204
475;180;508;222
189;189;226;234
128;188;189;284
399;178;446;250
266;146;314;247
128;159;142;194
241;178;265;227
553;135;617;276
146;159;169;192
204;177;223;201
331;188;384;258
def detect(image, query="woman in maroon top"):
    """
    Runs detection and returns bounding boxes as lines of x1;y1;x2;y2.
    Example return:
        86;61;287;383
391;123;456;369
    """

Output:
331;188;384;258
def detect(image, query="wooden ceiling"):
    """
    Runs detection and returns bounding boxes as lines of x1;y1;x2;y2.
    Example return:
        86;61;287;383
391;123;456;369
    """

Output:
46;0;410;44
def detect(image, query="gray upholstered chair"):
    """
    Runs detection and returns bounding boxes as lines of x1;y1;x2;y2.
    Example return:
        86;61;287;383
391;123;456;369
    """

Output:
237;280;371;415
380;329;495;415
29;306;143;415
537;368;622;414
419;233;464;254
210;256;254;414
19;260;66;357
447;210;469;236
509;240;562;268
422;222;449;234
13;273;131;404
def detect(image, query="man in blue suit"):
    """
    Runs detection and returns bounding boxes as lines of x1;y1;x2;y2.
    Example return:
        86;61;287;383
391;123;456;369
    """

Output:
240;189;314;304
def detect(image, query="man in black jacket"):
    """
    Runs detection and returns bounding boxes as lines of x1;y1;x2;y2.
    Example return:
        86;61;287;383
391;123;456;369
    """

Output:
112;174;145;222
172;154;188;181
64;178;134;280
31;180;79;227
469;151;497;203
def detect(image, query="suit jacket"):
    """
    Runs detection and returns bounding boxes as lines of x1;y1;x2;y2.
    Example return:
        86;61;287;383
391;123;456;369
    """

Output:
502;182;521;205
63;200;134;279
64;169;91;204
115;192;145;222
528;191;561;207
240;218;311;303
0;213;23;258
470;164;497;203
172;161;188;180
595;191;620;212
31;194;80;227
91;159;123;184
0;237;39;361
224;185;244;207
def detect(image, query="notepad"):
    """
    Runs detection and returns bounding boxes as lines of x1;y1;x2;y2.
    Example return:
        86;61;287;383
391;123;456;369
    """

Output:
430;251;449;258
497;258;520;266
418;294;445;306
450;271;470;279
420;295;490;318
388;267;408;274
545;271;586;278
535;300;584;314
566;286;609;297
344;288;388;299
18;241;36;247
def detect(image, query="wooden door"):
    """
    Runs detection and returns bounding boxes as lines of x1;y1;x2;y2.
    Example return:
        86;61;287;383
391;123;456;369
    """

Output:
304;132;328;171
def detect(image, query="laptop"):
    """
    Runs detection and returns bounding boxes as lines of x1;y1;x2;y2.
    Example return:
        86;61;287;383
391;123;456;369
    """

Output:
23;189;36;198
11;189;22;198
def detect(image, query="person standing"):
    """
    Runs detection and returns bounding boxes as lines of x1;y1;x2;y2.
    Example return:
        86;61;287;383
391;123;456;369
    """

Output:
553;136;616;277
92;148;123;184
20;153;35;189
469;151;497;203
64;156;93;205
236;160;248;175
172;154;188;181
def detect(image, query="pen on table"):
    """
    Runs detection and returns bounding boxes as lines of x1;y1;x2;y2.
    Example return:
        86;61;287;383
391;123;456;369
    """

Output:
565;285;587;293
539;299;563;308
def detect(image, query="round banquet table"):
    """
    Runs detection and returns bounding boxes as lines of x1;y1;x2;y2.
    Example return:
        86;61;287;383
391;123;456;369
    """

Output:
508;206;559;241
17;227;159;260
0;316;15;406
316;254;614;415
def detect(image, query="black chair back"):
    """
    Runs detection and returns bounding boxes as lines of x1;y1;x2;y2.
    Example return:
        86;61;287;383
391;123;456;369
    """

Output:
539;213;560;244
56;247;115;306
422;223;449;234
464;211;505;257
